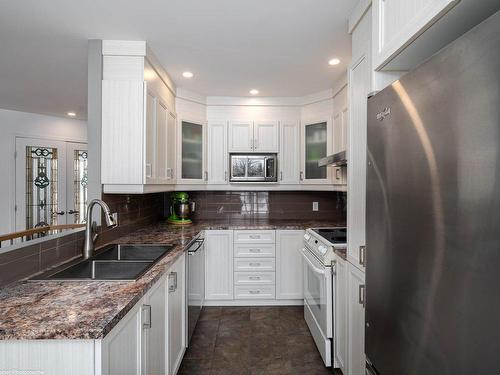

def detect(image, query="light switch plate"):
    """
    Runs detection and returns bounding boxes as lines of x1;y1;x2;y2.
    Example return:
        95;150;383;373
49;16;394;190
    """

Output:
312;202;319;211
112;212;118;225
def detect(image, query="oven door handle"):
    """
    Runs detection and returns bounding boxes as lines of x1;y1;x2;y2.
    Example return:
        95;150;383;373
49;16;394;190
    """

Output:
301;248;327;275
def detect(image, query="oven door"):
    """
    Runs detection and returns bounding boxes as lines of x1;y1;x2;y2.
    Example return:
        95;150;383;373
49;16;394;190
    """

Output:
301;247;334;366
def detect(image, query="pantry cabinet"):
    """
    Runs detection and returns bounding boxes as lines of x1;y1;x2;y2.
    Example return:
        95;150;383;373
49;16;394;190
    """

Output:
228;120;279;152
207;122;228;184
347;7;371;271
205;230;234;300
276;230;304;300
347;262;365;375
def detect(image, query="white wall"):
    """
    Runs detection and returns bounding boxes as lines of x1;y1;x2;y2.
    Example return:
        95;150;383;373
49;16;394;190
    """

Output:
0;109;87;234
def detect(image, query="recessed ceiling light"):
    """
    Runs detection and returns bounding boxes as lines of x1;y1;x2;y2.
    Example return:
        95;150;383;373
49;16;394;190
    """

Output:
182;71;194;78
328;58;341;66
249;89;259;95
67;112;76;117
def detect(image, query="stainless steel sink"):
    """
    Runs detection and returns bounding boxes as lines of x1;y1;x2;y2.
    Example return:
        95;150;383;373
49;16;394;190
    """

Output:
31;244;173;281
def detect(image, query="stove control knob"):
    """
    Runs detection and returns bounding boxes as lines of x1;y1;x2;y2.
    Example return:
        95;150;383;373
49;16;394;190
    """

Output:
304;233;311;241
318;245;328;254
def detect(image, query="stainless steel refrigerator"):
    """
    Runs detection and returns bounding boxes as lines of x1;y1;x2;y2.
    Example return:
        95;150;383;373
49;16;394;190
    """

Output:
366;11;500;375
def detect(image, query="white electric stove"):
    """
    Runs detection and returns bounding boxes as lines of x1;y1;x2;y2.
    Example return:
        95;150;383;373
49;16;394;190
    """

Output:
301;226;347;369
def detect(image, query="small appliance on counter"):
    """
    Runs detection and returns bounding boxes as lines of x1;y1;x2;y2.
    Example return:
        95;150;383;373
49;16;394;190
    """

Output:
167;192;194;225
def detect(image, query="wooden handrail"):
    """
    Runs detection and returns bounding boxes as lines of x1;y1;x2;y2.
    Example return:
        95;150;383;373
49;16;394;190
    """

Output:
0;224;85;243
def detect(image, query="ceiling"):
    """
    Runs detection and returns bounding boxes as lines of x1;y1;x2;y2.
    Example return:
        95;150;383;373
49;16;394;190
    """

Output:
0;0;355;120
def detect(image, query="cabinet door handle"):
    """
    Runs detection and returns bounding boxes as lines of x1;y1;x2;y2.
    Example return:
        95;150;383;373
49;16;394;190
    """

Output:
249;263;261;267
300;171;304;181
280;171;283;181
254;138;259;150
146;163;152;179
54;211;65;216
249;235;260;239
359;284;366;308
142;304;152;329
249;290;261;294
248;248;261;253
225;171;228;182
68;210;78;215
168;271;178;293
204;171;208;181
336;168;340;180
249;276;261;280
359;246;366;266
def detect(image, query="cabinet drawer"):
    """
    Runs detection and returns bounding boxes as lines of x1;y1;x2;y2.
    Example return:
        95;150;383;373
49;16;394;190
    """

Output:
234;272;275;285
234;244;275;258
234;258;276;272
234;230;275;244
235;285;276;300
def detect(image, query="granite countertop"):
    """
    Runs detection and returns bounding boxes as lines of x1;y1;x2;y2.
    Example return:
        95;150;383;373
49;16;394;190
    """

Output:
0;220;344;340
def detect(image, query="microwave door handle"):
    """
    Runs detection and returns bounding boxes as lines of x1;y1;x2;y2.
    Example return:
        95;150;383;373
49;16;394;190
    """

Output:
264;157;269;179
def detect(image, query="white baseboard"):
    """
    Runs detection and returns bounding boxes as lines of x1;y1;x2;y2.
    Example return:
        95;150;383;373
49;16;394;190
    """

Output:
204;299;303;307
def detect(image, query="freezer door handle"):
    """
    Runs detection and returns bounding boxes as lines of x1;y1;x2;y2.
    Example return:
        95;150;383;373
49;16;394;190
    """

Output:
359;245;366;267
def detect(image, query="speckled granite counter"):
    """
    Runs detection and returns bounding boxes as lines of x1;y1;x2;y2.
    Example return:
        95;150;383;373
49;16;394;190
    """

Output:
0;220;343;340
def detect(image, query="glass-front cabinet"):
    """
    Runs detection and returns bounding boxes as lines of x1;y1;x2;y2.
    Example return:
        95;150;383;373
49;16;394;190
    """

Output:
178;120;206;183
301;119;332;184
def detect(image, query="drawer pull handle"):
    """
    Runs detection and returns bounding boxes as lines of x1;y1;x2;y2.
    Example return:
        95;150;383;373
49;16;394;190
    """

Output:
249;263;260;267
249;235;261;239
249;248;261;253
249;290;261;294
249;276;261;280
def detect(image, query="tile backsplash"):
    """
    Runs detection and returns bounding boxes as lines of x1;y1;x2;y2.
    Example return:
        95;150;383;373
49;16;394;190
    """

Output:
182;191;347;222
0;231;84;287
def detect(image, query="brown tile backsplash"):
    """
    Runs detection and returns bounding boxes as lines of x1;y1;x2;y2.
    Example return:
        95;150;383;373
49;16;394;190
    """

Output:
183;191;346;222
0;231;84;287
0;190;343;287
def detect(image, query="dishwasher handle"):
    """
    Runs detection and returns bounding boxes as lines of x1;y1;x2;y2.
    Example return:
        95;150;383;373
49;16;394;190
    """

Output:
188;238;204;254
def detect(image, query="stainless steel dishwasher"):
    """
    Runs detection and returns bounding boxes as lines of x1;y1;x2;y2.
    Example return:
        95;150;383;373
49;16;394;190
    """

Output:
186;235;205;343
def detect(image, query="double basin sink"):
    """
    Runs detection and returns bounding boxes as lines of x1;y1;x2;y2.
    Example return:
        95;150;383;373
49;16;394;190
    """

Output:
32;244;173;281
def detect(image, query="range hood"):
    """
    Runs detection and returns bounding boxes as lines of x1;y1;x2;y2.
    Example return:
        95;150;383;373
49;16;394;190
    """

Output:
318;150;347;167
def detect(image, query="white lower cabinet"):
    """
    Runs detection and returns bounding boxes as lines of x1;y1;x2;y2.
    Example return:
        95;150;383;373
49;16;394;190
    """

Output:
347;262;366;375
276;230;304;300
102;252;186;375
167;253;186;375
204;230;304;304
205;230;234;300
334;256;348;374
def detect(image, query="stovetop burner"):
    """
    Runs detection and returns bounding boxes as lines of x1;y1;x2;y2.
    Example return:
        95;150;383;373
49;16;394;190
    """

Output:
312;227;347;244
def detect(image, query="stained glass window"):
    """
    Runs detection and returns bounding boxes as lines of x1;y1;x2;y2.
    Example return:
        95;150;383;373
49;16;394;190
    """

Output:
73;150;88;224
25;146;58;229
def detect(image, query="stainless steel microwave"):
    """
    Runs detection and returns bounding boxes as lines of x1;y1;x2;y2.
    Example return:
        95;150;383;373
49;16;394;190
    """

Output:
230;154;277;182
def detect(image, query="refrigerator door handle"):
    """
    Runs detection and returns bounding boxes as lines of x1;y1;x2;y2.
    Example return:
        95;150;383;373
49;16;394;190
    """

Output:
359;245;366;267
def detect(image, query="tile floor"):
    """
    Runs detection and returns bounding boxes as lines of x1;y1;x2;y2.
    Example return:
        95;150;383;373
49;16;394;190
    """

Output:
179;306;343;375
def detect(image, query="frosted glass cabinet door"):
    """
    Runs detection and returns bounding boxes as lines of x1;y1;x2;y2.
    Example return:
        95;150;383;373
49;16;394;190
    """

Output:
304;122;327;180
181;121;204;180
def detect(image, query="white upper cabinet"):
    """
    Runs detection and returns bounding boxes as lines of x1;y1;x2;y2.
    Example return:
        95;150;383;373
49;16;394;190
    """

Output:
372;0;459;70
279;121;300;184
300;119;333;184
228;120;279;153
254;121;279;152
101;42;177;193
228;120;254;152
178;120;206;184
207;122;228;184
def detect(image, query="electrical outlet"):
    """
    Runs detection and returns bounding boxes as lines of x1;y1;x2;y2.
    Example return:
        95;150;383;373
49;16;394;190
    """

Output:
312;202;319;211
112;212;118;225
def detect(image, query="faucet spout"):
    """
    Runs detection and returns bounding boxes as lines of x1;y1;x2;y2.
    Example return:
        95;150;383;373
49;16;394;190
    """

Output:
83;199;117;259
